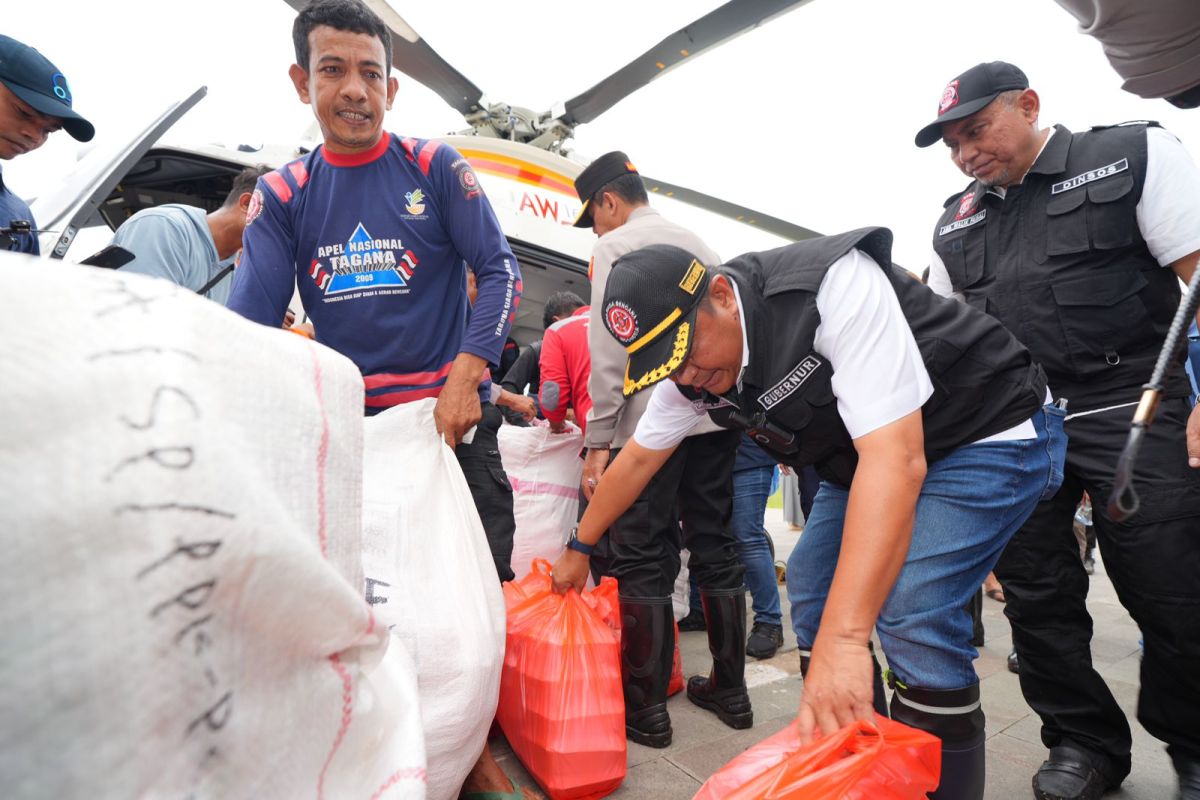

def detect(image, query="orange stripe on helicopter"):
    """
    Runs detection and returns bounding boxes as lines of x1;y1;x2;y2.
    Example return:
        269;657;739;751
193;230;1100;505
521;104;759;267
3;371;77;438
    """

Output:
458;149;577;196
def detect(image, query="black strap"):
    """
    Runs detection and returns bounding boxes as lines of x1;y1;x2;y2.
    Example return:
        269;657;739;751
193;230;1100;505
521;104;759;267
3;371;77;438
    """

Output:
197;264;234;296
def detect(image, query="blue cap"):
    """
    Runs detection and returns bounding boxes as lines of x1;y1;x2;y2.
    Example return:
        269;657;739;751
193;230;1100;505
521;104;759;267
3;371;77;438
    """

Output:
0;35;93;142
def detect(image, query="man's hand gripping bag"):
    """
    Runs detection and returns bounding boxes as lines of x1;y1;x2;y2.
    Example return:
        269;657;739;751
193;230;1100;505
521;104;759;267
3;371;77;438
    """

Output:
694;715;941;800
498;560;626;799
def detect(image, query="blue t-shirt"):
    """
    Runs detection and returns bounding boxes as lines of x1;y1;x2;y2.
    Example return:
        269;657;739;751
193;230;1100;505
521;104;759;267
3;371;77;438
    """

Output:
113;204;235;304
228;133;521;409
0;167;38;255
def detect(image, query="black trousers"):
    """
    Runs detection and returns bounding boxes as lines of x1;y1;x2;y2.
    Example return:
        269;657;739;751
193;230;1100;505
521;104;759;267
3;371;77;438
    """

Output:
455;402;516;583
994;396;1200;773
590;428;743;598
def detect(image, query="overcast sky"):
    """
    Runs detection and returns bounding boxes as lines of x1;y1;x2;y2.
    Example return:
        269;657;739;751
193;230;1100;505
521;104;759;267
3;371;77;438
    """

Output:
7;0;1200;271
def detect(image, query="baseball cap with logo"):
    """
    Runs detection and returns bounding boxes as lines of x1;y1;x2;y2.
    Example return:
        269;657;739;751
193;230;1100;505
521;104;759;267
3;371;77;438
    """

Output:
0;35;94;142
572;150;640;228
602;243;713;396
914;61;1028;148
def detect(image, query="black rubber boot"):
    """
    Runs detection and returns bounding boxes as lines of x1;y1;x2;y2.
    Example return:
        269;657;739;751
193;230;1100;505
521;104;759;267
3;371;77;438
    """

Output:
800;642;889;717
1171;748;1200;800
687;586;753;729
619;595;675;748
890;680;986;800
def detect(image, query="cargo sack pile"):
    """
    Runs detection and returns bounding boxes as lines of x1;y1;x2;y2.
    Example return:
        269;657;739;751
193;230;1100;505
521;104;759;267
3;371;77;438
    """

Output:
362;398;507;800
0;262;426;800
498;560;626;800
498;422;584;579
694;715;941;800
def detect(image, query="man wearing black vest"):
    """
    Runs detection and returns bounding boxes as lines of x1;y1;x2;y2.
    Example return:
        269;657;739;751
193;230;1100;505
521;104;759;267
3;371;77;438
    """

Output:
551;228;1066;799
916;61;1200;800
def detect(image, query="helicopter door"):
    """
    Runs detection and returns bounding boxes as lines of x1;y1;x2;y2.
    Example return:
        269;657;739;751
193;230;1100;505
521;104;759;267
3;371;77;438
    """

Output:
31;86;208;260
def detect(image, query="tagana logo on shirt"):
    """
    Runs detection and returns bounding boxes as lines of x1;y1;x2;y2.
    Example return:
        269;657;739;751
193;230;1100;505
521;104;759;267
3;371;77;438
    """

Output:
309;222;420;297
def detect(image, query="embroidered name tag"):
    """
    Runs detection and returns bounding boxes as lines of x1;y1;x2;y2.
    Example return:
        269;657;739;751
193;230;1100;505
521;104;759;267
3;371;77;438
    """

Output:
759;356;823;410
690;392;736;412
1051;158;1128;194
938;210;986;236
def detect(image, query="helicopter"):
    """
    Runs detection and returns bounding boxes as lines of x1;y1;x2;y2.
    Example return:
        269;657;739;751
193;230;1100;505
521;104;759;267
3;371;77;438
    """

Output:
30;0;821;346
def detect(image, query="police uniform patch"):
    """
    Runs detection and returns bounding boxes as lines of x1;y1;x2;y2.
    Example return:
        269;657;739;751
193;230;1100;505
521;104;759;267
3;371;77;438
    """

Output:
759;356;823;409
1051;158;1128;194
690;392;736;413
679;259;706;295
955;191;977;220
939;210;986;237
605;301;639;343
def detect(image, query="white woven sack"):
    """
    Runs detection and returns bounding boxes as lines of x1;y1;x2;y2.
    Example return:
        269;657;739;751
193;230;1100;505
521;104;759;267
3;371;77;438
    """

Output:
673;549;692;622
362;400;506;800
0;258;426;800
497;421;584;579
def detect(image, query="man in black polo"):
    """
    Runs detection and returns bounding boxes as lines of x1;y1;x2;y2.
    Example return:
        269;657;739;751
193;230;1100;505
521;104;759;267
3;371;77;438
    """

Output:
551;228;1066;800
0;35;93;254
916;61;1200;800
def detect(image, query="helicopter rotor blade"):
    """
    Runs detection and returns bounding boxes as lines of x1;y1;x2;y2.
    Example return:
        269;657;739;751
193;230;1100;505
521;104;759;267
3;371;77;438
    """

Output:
282;0;487;117
641;175;821;243
560;0;815;126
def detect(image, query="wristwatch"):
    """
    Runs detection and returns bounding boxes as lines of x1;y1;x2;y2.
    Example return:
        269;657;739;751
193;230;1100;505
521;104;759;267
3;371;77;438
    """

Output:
565;526;595;556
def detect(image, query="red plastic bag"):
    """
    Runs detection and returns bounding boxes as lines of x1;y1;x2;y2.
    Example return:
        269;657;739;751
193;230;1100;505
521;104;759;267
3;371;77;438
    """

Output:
668;620;684;697
498;560;626;800
694;715;941;800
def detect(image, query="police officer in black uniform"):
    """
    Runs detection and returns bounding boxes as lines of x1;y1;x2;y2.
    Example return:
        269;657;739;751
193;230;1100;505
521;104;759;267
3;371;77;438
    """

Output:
916;61;1200;800
551;228;1067;800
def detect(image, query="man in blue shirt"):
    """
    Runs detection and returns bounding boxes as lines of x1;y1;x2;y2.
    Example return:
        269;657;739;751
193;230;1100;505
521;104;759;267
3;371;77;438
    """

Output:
228;2;519;445
0;34;94;254
226;3;525;795
115;166;269;304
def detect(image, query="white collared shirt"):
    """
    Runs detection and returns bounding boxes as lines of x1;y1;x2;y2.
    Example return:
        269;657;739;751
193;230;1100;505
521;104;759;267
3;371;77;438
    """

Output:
633;249;934;451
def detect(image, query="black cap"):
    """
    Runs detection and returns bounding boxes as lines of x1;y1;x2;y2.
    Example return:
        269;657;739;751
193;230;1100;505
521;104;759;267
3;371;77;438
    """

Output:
914;61;1028;148
572;150;639;228
0;35;93;142
602;243;712;396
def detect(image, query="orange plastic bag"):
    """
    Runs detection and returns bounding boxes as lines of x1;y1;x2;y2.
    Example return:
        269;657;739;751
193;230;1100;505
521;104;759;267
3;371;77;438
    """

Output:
694;715;941;800
498;560;626;800
668;620;684;697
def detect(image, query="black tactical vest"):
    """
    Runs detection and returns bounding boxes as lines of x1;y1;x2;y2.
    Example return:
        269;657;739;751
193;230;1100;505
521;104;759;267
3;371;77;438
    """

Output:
679;227;1047;487
932;123;1188;409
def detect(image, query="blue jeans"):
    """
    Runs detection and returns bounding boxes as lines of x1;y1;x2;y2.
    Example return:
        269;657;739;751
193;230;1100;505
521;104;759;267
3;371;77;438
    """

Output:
732;466;783;626
787;405;1067;690
687;466;783;626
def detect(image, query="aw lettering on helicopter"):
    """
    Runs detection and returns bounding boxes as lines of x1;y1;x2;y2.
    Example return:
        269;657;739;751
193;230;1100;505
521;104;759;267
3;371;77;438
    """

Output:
516;191;580;226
